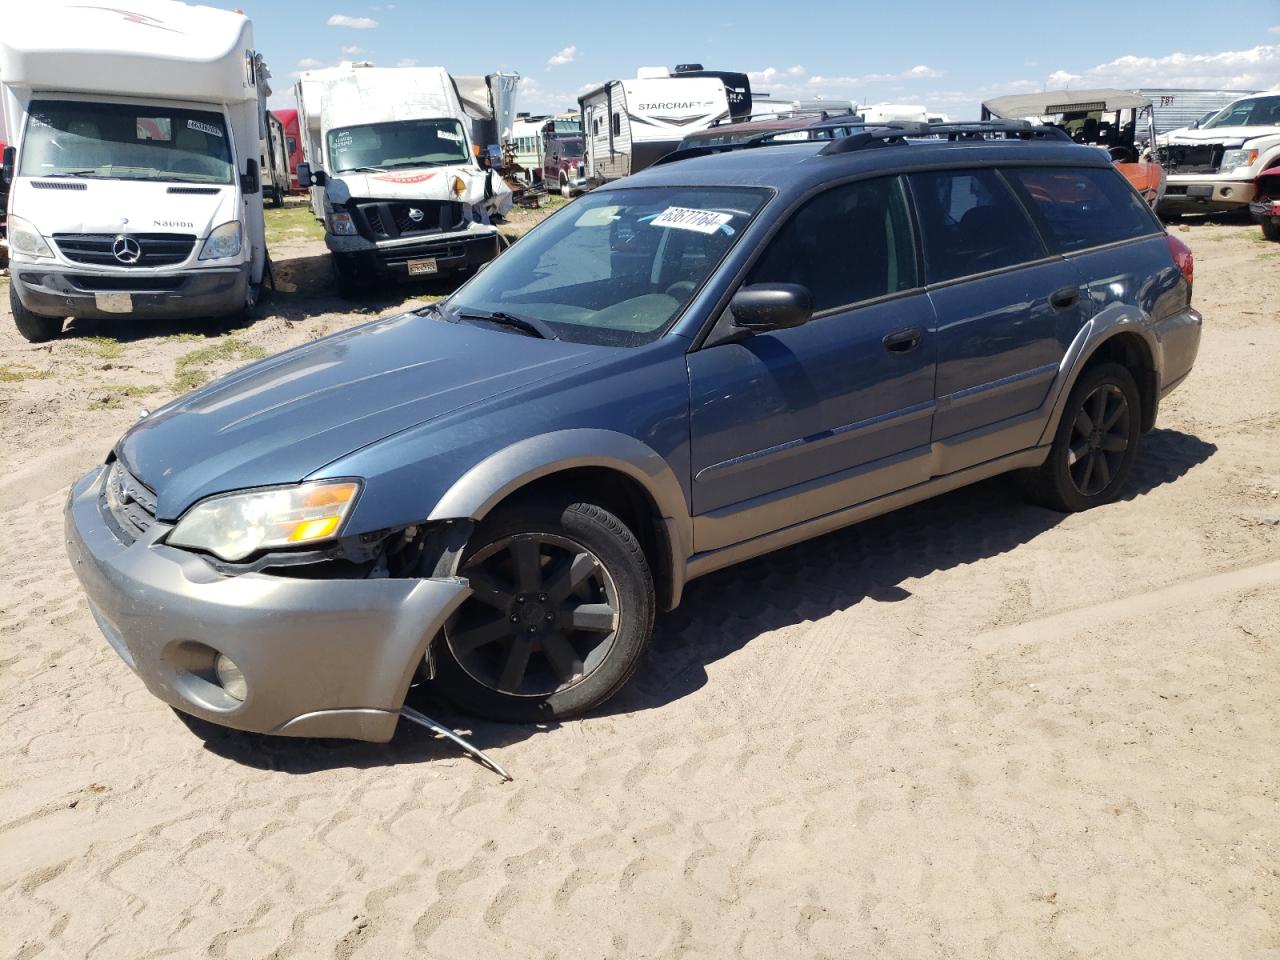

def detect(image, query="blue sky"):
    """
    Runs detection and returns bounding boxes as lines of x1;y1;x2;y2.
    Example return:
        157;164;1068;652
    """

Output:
251;0;1280;116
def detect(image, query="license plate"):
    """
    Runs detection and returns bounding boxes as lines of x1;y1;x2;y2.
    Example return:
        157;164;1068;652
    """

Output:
1186;184;1213;198
95;293;133;313
407;258;438;276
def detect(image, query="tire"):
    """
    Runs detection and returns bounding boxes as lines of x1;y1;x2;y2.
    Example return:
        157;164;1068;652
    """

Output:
434;497;655;723
330;253;365;299
1263;218;1280;242
560;175;572;199
1022;362;1142;513
9;283;63;342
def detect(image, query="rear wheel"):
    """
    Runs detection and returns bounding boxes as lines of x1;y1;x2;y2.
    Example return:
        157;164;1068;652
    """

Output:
1022;362;1142;513
1262;218;1280;242
434;497;655;723
9;283;63;342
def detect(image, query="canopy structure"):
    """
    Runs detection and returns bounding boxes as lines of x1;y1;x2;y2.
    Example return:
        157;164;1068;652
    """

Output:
983;89;1153;119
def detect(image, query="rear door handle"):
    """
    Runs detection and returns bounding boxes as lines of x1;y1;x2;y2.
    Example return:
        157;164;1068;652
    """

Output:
1050;286;1080;310
882;327;923;353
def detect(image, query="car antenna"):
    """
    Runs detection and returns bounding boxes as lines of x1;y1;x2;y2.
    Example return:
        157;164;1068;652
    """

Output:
400;705;513;781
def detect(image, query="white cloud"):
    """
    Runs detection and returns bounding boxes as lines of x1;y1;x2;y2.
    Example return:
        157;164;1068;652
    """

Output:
547;45;577;66
1048;43;1279;91
296;57;324;70
341;45;364;55
396;57;417;68
327;14;378;29
905;65;943;79
1269;25;1280;35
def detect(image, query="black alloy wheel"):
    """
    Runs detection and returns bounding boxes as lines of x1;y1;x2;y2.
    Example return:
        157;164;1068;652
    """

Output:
448;533;619;697
1067;382;1131;497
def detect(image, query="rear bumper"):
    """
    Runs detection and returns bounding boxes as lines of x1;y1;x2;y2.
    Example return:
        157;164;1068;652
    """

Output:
11;262;248;320
327;227;500;282
1158;177;1256;212
65;465;471;742
1154;306;1202;399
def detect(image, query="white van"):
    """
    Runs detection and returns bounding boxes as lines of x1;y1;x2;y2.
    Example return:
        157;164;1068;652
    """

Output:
293;64;513;297
0;1;270;342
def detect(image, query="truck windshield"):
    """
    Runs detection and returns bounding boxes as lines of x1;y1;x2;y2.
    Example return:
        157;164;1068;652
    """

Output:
555;138;584;158
1201;95;1280;129
327;119;470;172
19;100;233;184
445;185;770;347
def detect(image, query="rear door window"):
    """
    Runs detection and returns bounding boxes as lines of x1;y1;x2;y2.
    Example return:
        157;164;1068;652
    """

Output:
745;176;918;312
1006;166;1162;253
909;169;1047;284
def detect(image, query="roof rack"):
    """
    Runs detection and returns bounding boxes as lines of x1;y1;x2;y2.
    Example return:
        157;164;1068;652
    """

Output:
817;119;1072;154
708;107;857;128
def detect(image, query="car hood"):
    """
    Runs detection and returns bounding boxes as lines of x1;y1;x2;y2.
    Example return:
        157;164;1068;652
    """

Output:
9;178;237;240
1167;125;1280;145
118;313;608;519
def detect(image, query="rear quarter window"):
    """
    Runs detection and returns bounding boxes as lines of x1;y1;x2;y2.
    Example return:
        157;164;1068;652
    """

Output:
1007;166;1161;253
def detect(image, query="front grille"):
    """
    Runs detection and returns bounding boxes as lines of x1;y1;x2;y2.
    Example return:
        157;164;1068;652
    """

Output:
53;233;197;267
101;461;157;545
1161;144;1225;175
67;275;182;292
351;200;466;241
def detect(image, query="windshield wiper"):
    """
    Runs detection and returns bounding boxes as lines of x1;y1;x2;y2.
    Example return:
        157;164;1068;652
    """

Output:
42;170;100;178
342;165;389;173
455;309;558;341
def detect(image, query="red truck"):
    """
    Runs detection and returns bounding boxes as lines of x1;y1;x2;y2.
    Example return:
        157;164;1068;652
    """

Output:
271;108;304;192
540;117;585;196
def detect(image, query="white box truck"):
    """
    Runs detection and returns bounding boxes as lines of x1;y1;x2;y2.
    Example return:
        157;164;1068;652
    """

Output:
293;64;513;297
0;0;271;342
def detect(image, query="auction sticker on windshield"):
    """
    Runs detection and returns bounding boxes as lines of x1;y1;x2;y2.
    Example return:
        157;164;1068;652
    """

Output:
650;207;734;234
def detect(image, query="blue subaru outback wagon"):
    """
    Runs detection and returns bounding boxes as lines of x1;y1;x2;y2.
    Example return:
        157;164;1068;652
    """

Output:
66;123;1201;740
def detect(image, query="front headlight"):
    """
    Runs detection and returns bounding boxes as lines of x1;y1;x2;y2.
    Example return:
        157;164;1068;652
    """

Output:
168;480;360;561
1220;148;1259;172
7;215;54;258
325;211;357;235
198;220;243;261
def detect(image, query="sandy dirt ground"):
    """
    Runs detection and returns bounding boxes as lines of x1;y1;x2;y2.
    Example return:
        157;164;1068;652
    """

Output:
1;209;1277;959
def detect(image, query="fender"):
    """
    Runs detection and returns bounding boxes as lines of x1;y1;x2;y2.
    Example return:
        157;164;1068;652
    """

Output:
427;428;693;607
1036;304;1163;447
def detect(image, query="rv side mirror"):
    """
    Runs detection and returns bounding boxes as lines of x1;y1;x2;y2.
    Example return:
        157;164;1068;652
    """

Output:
1;145;15;187
241;158;260;195
729;284;813;333
296;162;326;187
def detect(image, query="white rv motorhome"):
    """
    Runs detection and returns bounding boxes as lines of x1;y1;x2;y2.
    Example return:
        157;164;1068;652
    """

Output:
0;0;271;342
293;64;513;296
578;69;730;183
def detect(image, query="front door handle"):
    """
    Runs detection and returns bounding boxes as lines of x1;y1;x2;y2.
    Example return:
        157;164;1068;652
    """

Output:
882;327;923;353
1050;286;1080;310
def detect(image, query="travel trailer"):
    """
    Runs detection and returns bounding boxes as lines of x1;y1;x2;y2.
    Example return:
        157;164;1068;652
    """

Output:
292;64;513;296
860;103;930;124
0;0;272;342
750;95;856;119
578;69;731;182
271;108;303;190
261;110;288;207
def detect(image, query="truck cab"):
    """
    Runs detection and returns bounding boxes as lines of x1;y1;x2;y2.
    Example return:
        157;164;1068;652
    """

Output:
294;65;512;297
0;1;269;342
541;117;585;196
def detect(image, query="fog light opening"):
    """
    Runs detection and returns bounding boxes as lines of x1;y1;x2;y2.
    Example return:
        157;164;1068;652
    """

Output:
214;654;247;701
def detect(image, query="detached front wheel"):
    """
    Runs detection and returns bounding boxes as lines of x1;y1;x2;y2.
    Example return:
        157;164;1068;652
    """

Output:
435;498;655;722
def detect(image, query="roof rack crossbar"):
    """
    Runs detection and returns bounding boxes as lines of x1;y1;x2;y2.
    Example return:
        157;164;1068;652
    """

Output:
817;119;1072;155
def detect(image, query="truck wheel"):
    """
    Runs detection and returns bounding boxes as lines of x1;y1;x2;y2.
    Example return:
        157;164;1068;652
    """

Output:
434;496;655;723
331;253;365;299
1021;362;1142;513
1263;219;1280;242
560;175;572;199
9;284;64;342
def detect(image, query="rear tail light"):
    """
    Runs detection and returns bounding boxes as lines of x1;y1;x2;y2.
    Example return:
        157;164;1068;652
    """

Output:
1167;234;1194;288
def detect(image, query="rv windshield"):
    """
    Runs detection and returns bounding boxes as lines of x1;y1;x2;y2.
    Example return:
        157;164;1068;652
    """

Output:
1201;95;1280;129
19;100;233;184
327;119;470;172
444;185;770;347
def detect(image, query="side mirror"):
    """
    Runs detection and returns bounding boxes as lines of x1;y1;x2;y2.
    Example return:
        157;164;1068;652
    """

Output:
296;161;327;187
241;158;260;195
729;283;813;332
1;145;15;188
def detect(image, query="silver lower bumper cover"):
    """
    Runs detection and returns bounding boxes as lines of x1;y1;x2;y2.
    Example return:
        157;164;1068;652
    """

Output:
65;465;470;742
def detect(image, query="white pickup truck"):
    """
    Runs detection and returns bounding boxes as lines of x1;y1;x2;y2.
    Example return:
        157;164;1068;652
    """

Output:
1158;92;1280;216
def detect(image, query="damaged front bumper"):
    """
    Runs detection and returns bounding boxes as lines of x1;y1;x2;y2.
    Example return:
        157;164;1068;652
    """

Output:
64;465;470;742
327;223;500;282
